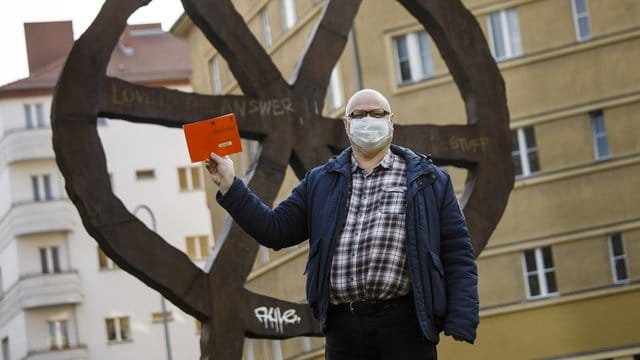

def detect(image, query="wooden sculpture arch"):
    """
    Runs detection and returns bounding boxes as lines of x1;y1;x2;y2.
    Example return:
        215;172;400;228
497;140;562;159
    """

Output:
51;0;514;358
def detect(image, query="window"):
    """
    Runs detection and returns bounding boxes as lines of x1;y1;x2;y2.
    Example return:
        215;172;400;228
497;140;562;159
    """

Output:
135;169;155;180
488;9;523;61
24;103;46;128
511;127;540;177
31;174;53;201
271;340;283;360
261;7;273;48
302;337;312;352
590;110;610;160
48;319;69;350
98;247;118;270
393;30;433;85
2;336;11;360
210;57;222;95
281;0;297;31
571;0;591;41
151;311;174;323
260;245;270;265
40;247;61;274
245;339;255;360
2;337;9;360
326;66;344;111
523;247;558;298
609;233;629;283
177;166;203;191
185;235;211;261
106;316;131;342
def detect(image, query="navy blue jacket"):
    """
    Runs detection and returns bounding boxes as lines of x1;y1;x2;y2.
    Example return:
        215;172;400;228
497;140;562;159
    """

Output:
217;145;479;344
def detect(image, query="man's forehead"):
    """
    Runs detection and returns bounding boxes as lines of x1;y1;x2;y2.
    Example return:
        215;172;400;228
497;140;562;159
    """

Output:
346;90;391;113
351;96;386;108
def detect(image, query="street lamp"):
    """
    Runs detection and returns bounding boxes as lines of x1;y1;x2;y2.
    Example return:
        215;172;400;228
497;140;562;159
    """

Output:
132;204;173;360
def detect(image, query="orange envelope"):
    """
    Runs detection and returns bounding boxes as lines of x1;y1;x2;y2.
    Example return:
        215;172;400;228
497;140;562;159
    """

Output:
183;113;243;162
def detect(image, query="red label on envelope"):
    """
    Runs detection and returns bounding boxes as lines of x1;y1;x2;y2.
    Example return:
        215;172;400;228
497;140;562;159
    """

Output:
183;113;243;162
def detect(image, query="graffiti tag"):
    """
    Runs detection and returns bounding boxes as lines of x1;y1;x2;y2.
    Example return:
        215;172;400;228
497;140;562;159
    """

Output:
254;306;302;333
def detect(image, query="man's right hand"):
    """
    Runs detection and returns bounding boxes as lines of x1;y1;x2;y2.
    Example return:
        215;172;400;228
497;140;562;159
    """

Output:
204;152;235;195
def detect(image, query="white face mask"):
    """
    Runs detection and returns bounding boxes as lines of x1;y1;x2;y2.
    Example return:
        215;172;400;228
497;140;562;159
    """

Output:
348;116;391;150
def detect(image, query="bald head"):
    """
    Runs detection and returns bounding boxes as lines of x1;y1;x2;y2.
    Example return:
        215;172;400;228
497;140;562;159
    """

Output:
345;89;392;117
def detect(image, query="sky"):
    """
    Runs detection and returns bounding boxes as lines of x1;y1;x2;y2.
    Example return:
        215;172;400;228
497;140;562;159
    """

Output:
0;0;184;86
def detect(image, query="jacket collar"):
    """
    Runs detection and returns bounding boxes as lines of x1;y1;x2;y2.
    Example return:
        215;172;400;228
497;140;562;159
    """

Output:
390;144;435;183
324;144;435;180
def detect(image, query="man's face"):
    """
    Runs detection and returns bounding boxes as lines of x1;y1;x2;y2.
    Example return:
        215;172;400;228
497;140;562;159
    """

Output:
343;93;395;143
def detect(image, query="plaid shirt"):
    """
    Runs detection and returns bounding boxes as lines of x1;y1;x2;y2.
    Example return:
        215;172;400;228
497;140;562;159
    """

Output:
330;150;411;303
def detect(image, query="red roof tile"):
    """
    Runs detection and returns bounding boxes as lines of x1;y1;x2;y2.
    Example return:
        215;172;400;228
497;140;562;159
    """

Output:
0;23;191;98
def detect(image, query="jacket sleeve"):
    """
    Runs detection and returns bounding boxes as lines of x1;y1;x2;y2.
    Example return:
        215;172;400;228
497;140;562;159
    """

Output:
439;174;480;344
216;176;309;250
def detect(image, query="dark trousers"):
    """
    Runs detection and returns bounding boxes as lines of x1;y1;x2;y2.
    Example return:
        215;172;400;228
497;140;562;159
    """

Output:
325;296;437;360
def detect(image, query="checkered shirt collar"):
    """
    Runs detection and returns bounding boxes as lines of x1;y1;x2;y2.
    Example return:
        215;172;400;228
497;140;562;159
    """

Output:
350;148;395;174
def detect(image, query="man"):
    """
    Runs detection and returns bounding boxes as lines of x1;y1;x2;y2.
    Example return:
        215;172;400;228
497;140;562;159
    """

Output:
205;89;479;359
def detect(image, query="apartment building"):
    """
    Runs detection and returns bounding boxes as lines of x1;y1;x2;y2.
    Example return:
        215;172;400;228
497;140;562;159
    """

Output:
0;21;211;359
174;0;640;359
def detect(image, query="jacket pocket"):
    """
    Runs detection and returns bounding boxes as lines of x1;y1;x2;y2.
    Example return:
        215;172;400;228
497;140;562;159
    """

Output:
429;251;447;319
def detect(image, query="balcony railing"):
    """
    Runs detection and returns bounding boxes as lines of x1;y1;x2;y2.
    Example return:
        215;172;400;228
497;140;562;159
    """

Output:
0;199;77;240
1;271;82;311
24;344;89;360
0;126;54;166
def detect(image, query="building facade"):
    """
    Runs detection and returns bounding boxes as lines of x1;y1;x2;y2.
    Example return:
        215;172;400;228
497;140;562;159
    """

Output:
175;0;640;359
0;22;210;359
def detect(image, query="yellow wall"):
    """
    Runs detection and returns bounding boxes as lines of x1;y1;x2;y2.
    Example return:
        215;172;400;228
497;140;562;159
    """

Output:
491;161;640;245
625;229;640;282
608;102;640;156
554;237;613;292
478;253;526;307
439;289;640;359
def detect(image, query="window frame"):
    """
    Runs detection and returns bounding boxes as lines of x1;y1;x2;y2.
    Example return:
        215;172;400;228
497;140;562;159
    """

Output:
302;336;312;352
135;169;156;180
105;316;131;342
522;247;558;299
210;57;222;95
608;233;630;284
23;103;47;129
245;339;255;360
392;30;434;86
98;247;118;270
261;6;273;48
512;127;540;178
48;319;70;350
185;235;211;261
178;166;204;191
326;66;344;111
590;110;610;161
31;174;53;201
571;0;592;41
272;339;283;360
281;0;297;31
151;311;174;323
40;246;62;274
487;8;523;61
2;337;9;360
